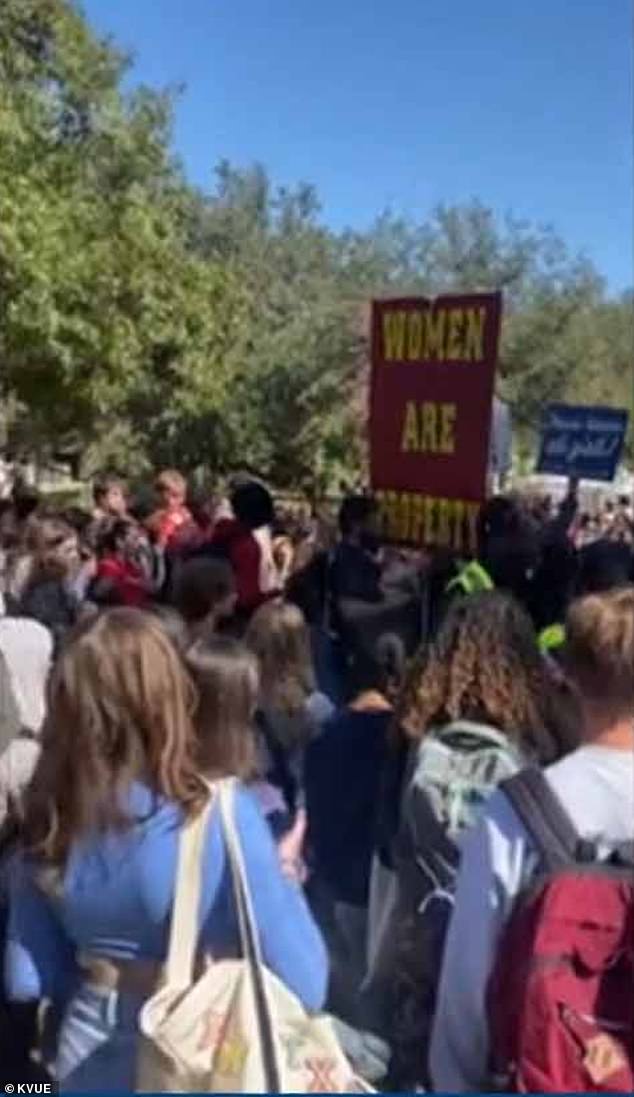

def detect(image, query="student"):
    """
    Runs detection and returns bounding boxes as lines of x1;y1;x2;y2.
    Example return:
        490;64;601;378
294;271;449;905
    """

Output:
4;609;327;1091
371;592;577;1089
330;495;383;609
18;519;82;647
146;469;192;550
173;557;237;645
246;601;333;818
430;587;634;1093
305;634;405;1019
91;520;152;608
92;476;127;523
187;636;293;843
209;481;281;619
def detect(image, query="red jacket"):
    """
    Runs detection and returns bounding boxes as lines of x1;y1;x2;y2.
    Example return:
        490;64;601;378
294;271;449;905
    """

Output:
211;519;277;614
96;556;150;608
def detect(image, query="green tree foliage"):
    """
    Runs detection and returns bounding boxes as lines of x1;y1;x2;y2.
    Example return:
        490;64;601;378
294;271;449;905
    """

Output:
0;0;238;474
1;0;630;487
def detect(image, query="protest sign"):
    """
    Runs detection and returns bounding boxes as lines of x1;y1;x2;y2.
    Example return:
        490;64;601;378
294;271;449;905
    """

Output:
369;292;501;553
537;404;629;482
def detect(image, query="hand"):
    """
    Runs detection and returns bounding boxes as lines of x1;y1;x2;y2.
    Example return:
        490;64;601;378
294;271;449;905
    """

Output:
278;809;308;884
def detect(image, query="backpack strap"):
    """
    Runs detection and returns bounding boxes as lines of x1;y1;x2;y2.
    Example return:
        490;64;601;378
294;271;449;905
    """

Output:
501;766;585;870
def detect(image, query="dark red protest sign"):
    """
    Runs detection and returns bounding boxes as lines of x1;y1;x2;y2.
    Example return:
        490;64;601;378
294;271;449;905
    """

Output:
369;292;502;553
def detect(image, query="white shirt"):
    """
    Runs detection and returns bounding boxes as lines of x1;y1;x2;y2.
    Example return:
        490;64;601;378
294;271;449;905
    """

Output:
430;745;634;1093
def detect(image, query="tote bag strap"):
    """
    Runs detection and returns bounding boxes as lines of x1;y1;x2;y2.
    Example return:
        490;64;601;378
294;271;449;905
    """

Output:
165;785;218;988
217;780;282;1093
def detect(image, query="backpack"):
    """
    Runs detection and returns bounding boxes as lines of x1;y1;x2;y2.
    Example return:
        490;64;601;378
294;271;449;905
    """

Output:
488;766;634;1093
388;721;521;1087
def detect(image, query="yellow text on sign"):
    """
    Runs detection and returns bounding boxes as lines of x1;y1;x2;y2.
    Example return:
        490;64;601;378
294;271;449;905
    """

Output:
401;401;456;454
382;306;486;363
376;491;480;554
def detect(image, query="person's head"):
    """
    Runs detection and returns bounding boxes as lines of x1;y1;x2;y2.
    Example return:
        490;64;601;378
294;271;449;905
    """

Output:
173;558;236;633
230;481;274;531
187;637;259;780
577;539;633;595
21;609;204;867
155;469;187;512
400;591;570;764
246;600;314;716
530;539;579;630
338;494;379;546
565;588;634;729
349;632;406;705
477;495;522;545
63;507;94;545
93;475;127;518
30;518;79;583
97;518;138;559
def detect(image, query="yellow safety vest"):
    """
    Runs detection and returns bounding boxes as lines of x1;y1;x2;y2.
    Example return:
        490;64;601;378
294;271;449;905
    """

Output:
446;560;494;597
538;623;566;654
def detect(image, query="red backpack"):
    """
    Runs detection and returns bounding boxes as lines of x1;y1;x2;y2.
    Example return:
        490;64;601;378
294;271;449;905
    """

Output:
488;766;634;1093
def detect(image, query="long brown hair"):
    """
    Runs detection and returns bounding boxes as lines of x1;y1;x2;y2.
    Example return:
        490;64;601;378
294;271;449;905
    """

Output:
245;600;315;717
22;609;206;867
187;637;259;780
399;591;576;764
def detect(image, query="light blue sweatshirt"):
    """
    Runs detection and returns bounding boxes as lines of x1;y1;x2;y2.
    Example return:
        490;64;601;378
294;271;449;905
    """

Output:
5;781;328;1011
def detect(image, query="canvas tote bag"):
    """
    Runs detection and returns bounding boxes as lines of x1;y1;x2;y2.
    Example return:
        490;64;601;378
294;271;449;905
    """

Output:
137;779;371;1093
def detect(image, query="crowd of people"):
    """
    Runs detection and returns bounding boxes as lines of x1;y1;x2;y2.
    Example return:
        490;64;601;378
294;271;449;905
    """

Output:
0;467;632;1092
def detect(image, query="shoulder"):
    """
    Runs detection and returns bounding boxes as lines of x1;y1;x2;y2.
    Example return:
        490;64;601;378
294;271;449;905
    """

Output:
545;746;634;843
305;691;335;726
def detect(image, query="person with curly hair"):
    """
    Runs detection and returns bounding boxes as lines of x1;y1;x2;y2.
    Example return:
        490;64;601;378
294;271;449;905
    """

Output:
430;586;634;1092
366;591;578;1089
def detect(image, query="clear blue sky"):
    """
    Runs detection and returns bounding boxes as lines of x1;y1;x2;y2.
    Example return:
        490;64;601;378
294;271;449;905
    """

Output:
82;0;632;291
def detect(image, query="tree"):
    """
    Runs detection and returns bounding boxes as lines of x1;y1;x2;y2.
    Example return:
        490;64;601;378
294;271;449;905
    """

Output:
0;0;239;475
188;163;365;492
1;2;630;488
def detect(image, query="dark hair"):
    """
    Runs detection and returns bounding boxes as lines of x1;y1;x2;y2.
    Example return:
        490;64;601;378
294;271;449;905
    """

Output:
350;632;406;702
577;540;633;595
231;481;274;530
529;540;579;631
97;519;134;557
173;558;235;625
477;496;521;543
400;591;573;764
338;495;377;537
187;637;259;780
93;474;124;507
63;508;94;537
12;487;40;523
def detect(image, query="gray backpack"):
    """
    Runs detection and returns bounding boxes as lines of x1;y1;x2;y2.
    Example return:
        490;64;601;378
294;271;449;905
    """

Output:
388;721;522;1088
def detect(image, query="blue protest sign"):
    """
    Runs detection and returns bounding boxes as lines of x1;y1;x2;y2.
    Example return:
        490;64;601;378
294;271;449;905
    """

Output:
537;404;629;482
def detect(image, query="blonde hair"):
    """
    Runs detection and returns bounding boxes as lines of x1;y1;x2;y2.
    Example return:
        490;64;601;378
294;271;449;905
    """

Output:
246;601;315;717
566;587;634;716
22;609;206;866
155;469;187;498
